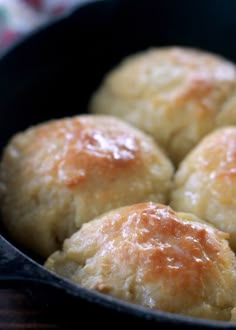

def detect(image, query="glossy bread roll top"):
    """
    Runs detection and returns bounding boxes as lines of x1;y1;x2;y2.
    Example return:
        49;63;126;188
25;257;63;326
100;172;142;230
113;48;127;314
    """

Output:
0;115;173;257
90;47;236;164
171;126;236;252
46;202;236;321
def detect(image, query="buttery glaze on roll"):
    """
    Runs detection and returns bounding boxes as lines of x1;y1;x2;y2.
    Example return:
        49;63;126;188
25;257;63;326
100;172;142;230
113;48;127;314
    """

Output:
45;202;236;321
0;115;173;257
90;47;236;165
171;126;236;252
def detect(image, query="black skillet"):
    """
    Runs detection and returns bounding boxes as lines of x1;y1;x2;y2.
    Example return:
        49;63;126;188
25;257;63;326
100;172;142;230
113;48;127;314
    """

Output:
0;0;236;328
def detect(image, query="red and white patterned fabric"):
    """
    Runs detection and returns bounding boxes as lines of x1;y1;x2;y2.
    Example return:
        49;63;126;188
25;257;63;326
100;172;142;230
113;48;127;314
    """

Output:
0;0;86;51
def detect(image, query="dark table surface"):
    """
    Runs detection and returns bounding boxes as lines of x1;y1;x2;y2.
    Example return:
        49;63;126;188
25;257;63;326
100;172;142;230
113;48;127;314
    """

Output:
0;286;62;329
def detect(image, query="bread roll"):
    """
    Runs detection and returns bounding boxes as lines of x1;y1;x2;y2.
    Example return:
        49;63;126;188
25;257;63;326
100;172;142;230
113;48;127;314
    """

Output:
0;115;173;257
171;127;236;252
90;47;236;164
45;202;236;321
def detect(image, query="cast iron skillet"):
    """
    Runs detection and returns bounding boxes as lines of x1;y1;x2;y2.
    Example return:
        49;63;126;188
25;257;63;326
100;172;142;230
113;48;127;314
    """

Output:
0;0;236;328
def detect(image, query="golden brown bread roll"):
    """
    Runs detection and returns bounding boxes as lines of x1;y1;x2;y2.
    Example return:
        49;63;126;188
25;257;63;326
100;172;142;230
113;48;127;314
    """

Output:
170;126;236;252
216;91;236;127
90;47;236;165
45;202;236;321
0;115;173;257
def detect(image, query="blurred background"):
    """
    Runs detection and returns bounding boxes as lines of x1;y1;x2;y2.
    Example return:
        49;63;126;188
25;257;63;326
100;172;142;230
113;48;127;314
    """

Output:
0;0;87;51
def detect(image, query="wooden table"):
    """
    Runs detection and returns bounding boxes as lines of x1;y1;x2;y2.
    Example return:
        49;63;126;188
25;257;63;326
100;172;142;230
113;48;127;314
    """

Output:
0;281;112;330
0;286;63;329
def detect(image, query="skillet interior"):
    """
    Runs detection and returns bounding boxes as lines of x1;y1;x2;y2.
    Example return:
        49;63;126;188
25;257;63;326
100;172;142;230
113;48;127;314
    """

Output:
0;0;236;328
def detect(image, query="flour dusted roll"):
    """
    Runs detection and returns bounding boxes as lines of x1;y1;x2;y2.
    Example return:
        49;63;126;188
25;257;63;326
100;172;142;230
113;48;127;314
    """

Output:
90;47;236;164
0;115;173;257
45;202;236;321
171;127;236;252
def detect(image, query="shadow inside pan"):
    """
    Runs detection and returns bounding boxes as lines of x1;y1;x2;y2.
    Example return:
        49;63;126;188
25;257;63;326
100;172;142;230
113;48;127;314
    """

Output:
0;0;236;328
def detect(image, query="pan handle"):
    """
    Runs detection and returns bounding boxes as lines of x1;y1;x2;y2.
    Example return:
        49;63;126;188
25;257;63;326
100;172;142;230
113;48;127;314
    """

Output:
0;234;65;287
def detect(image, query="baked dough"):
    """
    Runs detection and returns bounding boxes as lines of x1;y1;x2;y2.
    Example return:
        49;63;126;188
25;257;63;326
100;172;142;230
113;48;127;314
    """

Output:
171;126;236;252
45;202;236;321
90;47;236;165
0;115;173;257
